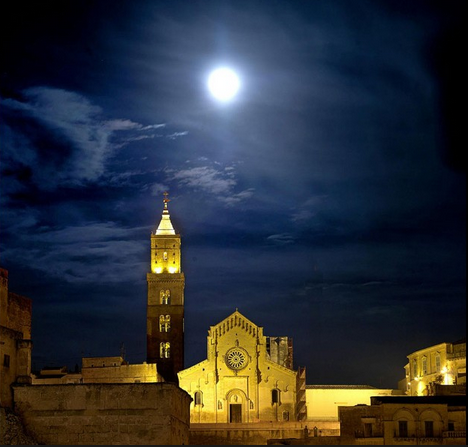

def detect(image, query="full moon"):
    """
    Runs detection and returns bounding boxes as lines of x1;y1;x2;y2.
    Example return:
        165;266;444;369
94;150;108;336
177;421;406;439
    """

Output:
207;67;240;102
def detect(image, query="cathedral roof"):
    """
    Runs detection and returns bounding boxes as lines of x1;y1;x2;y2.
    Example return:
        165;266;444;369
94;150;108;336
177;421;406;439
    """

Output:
156;194;176;235
208;309;263;339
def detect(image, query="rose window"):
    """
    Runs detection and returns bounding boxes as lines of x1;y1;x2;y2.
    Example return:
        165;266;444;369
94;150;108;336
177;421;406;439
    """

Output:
226;348;248;370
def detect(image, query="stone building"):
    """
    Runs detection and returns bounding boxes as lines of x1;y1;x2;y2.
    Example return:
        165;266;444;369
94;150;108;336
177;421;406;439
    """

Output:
31;356;163;385
0;267;33;408
147;193;185;383
305;385;396;421
400;339;466;396
178;309;299;425
339;395;466;445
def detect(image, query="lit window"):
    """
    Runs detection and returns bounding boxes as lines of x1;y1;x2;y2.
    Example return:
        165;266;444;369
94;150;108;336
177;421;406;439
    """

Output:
159;315;171;332
194;391;203;406
160;342;170;359
425;421;434;437
160;289;171;305
435;353;441;372
422;357;427;376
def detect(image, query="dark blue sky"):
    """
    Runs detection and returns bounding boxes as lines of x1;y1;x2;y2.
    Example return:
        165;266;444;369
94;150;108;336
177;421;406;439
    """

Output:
1;0;465;388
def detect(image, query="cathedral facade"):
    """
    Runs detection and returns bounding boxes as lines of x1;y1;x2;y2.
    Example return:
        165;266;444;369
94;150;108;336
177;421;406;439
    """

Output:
178;310;299;424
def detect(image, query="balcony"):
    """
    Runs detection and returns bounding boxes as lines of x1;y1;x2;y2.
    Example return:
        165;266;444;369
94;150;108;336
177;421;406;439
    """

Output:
443;430;466;438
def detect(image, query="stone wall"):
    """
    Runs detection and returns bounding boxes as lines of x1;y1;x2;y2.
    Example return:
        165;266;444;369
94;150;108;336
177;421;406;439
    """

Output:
13;382;191;445
189;421;340;445
0;406;37;445
0;268;33;408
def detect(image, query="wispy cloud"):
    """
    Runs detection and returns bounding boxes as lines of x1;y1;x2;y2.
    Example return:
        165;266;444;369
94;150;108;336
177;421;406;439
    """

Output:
165;131;188;140
0;87;185;190
266;233;296;245
166;164;253;207
2;222;147;283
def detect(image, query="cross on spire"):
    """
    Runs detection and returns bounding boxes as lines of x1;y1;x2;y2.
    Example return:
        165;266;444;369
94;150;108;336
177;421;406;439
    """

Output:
163;191;170;208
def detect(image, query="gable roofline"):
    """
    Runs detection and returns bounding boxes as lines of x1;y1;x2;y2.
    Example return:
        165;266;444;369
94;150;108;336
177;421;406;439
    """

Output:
208;309;264;338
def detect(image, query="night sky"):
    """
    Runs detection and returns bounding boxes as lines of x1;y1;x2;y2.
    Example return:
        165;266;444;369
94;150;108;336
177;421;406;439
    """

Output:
1;0;465;388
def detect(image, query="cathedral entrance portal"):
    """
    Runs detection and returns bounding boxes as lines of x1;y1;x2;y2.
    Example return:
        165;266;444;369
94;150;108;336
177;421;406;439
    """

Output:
229;404;242;423
226;389;247;423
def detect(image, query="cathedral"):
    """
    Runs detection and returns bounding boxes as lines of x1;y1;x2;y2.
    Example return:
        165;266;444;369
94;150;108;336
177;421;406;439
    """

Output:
146;194;303;424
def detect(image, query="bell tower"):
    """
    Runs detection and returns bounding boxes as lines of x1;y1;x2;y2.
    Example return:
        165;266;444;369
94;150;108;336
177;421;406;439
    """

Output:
147;192;185;383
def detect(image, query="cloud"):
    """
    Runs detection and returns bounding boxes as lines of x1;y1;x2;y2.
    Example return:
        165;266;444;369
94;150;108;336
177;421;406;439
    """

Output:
220;189;255;206
2;222;147;283
266;233;296;245
0;87;183;191
169;166;235;194
165;131;188;140
150;182;169;196
166;164;254;207
1;87;113;187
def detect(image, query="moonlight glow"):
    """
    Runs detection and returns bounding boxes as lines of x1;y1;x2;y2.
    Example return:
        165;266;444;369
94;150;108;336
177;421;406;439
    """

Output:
207;67;240;101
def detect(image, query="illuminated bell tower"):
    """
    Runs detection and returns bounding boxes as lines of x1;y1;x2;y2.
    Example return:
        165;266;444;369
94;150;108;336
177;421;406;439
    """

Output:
147;192;185;383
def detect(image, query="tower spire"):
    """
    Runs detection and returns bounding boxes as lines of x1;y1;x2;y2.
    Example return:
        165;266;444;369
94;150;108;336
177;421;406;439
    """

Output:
156;192;175;235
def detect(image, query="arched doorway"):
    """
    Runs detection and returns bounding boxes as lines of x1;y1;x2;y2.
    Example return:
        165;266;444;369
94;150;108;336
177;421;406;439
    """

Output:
226;389;248;423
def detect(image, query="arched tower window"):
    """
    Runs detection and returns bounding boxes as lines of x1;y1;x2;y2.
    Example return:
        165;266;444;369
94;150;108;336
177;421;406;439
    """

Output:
160;342;170;358
160;289;171;305
194;391;203;406
159;315;171;332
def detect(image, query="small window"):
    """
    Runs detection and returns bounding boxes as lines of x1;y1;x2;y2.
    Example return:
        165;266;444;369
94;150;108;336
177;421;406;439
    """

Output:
159;315;171;332
435;353;441;372
160;342;170;359
163;252;168;261
448;422;455;431
422;357;427;375
194;391;203;406
412;359;418;378
398;421;408;437
425;421;434;437
3;354;10;368
160;289;171;305
282;411;289;421
271;389;280;405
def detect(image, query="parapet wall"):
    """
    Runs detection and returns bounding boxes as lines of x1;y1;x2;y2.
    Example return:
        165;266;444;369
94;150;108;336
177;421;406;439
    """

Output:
13;382;191;445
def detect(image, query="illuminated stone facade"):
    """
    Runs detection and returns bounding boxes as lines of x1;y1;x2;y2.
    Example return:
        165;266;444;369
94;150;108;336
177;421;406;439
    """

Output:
401;340;466;397
305;385;395;421
31;356;163;385
178;310;298;424
0;267;32;408
147;195;185;383
339;395;466;445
